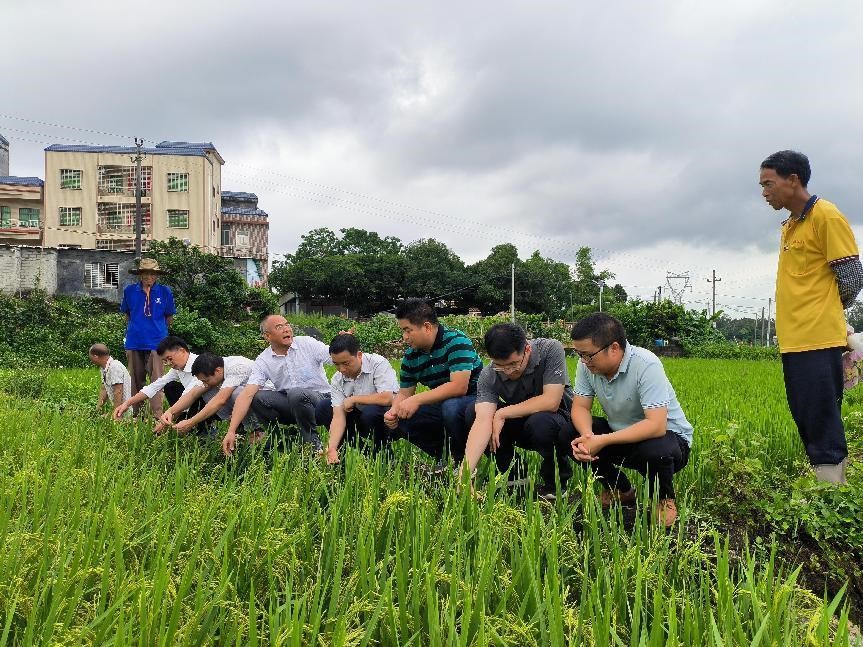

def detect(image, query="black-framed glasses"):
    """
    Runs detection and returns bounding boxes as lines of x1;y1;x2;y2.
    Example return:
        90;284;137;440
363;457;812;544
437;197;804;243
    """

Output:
576;342;611;363
491;350;528;374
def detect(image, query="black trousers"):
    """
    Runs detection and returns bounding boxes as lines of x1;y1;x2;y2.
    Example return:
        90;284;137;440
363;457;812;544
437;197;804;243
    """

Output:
781;347;847;465
493;411;575;489
583;417;690;501
340;404;392;453
163;381;211;434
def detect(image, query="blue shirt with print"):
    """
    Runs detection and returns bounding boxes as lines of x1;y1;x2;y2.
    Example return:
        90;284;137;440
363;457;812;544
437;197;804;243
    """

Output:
120;282;176;351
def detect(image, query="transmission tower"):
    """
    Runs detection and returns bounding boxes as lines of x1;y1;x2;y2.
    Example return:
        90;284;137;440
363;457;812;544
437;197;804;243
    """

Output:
665;271;692;305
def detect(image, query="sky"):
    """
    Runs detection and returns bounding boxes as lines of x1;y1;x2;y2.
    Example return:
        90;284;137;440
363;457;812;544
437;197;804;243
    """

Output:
2;0;862;316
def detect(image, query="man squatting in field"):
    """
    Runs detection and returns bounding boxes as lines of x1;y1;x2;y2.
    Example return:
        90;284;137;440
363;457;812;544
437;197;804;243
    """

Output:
325;333;400;464
384;299;484;471
567;313;693;527
460;323;577;501
89;343;132;418
113;336;208;434
157;352;261;437
222;315;333;456
760;150;863;485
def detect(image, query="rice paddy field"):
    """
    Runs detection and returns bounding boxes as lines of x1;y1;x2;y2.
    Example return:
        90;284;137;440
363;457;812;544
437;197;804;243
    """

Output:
1;358;861;645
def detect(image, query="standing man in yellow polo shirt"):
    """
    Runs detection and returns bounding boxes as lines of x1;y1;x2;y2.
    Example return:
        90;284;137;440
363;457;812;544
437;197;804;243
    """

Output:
760;150;863;484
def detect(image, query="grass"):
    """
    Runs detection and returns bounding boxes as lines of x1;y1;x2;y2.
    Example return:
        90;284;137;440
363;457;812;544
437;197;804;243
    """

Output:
0;359;860;645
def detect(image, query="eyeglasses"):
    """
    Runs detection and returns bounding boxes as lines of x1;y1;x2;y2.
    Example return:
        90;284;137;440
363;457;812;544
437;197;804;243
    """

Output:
491;351;528;374
576;343;612;363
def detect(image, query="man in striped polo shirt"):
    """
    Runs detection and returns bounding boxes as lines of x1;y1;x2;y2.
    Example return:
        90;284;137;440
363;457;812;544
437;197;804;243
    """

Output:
384;299;483;464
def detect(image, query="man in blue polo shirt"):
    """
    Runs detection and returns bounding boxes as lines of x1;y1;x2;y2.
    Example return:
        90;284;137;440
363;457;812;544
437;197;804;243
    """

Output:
120;258;176;417
567;313;693;527
384;299;483;465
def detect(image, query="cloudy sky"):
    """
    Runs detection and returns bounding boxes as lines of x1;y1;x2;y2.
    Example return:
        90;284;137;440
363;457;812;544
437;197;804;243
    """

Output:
3;0;862;315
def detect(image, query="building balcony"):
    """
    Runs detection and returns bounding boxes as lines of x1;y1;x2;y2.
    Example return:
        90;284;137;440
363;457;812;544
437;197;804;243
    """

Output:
97;165;152;198
0;224;41;240
97;215;152;235
221;244;268;260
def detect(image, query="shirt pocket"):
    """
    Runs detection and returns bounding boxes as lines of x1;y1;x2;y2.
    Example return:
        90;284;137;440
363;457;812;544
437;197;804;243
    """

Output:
784;239;808;276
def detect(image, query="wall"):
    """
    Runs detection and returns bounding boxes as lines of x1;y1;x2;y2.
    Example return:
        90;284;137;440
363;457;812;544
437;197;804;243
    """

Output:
55;248;138;303
0;245;58;294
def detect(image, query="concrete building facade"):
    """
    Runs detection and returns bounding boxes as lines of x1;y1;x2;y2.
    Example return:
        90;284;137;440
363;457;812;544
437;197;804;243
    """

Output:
43;142;224;253
221;191;269;285
0;176;44;247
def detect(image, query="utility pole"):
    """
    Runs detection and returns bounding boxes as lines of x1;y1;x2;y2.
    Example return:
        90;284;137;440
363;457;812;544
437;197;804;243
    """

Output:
510;263;515;322
753;311;759;345
766;298;772;346
131;138;144;260
657;286;662;302
760;306;766;345
596;279;606;312
706;269;722;315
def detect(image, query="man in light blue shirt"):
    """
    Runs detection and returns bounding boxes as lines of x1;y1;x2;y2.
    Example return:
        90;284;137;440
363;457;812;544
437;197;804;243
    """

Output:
223;315;332;455
567;313;693;527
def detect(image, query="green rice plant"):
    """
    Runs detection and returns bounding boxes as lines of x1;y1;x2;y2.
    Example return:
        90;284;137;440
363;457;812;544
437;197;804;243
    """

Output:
0;359;857;646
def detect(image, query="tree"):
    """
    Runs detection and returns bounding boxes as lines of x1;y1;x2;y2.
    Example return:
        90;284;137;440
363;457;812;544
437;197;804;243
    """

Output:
269;227;408;315
467;244;521;315
401;239;468;308
518;251;574;318
146;238;251;322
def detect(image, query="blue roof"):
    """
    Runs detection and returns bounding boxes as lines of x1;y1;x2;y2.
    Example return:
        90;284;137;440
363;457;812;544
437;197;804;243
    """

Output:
156;141;216;150
45;143;211;158
0;134;8;146
221;191;258;200
0;176;44;187
221;206;268;217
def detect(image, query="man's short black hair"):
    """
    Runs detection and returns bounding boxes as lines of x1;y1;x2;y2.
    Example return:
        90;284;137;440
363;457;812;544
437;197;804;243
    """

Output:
329;333;361;356
395;299;438;327
570;313;627;350
761;150;811;188
484;323;527;360
156;335;189;355
191;352;224;377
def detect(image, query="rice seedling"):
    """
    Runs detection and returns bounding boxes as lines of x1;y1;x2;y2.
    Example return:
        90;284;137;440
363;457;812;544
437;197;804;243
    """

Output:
0;359;857;645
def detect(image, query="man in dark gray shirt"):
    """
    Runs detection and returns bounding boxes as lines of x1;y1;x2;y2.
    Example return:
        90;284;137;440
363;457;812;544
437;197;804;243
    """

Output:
460;323;575;500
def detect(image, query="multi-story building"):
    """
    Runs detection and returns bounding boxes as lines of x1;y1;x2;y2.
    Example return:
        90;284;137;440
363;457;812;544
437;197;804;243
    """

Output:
221;191;269;285
0;176;44;247
0;134;9;176
43;141;224;252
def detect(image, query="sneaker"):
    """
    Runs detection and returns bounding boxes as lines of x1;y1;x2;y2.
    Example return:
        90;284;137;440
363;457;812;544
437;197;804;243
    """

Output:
655;499;678;527
599;487;636;508
537;484;566;502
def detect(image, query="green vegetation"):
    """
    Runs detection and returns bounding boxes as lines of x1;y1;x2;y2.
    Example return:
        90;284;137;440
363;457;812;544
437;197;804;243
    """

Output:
0;360;860;644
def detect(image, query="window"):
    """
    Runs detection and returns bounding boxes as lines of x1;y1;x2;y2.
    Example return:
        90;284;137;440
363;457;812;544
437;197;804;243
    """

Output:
84;262;120;289
167;173;189;192
221;226;231;247
60;169;82;190
19;208;40;228
235;232;249;248
59;207;82;227
167;209;189;228
0;206;10;227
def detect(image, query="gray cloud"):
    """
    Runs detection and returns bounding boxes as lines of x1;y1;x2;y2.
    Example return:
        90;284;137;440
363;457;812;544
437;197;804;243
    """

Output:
3;0;862;300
